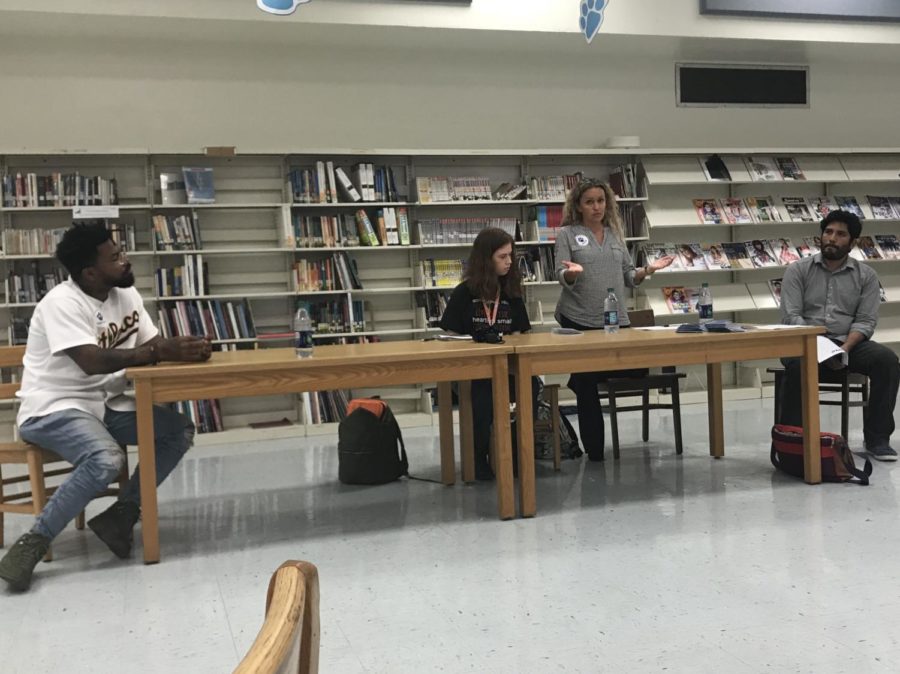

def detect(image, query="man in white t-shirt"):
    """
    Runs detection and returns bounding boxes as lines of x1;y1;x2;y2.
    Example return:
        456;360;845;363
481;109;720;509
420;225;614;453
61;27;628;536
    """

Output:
0;224;210;591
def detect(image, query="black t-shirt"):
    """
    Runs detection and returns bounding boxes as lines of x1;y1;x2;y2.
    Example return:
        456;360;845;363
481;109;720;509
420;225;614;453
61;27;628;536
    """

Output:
439;282;531;339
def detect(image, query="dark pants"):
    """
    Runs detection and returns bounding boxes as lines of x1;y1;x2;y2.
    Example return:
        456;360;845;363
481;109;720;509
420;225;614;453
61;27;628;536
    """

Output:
558;315;648;460
470;375;540;464
780;339;900;447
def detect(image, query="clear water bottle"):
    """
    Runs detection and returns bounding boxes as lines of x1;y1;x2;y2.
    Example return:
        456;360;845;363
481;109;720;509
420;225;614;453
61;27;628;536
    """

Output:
603;288;620;334
293;306;314;358
698;282;713;324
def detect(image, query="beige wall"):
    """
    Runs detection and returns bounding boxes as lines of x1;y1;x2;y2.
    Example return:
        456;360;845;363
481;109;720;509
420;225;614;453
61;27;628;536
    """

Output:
0;3;899;153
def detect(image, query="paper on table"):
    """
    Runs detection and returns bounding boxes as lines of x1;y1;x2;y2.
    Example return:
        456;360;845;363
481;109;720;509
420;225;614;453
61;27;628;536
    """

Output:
634;326;679;331
746;324;808;330
817;335;848;365
436;334;473;341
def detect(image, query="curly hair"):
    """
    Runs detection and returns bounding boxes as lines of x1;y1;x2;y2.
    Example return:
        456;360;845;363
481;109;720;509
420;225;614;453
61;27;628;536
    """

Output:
465;227;523;300
821;209;862;239
561;177;625;242
55;223;113;280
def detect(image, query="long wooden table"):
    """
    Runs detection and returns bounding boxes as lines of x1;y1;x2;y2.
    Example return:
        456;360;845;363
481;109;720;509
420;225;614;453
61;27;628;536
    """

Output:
127;341;515;564
506;327;825;518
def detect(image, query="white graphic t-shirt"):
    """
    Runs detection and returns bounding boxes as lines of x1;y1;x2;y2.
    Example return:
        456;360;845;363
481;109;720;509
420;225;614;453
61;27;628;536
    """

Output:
17;279;158;425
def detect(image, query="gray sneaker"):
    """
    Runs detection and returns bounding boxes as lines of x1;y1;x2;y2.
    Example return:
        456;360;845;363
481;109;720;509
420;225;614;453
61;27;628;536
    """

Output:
0;532;51;592
867;445;898;462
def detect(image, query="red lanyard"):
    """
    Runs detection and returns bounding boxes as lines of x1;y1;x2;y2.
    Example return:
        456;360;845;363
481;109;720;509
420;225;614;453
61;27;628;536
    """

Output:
482;294;500;327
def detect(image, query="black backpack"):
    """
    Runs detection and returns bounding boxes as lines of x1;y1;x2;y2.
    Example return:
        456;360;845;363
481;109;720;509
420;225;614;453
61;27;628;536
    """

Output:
338;399;408;485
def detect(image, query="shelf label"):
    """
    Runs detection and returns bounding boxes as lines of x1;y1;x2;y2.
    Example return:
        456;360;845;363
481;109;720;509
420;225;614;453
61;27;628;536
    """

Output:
73;205;119;219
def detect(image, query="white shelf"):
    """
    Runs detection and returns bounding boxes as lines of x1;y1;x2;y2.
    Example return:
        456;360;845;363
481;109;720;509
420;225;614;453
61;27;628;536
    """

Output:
152;203;284;209
0;204;151;212
291;201;412;208
157;291;294;301
154;247;290;256
293;245;419;252
415;200;533;207
351;286;424;294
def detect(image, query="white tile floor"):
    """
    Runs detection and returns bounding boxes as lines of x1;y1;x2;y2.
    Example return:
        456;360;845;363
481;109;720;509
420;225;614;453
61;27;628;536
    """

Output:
2;399;899;673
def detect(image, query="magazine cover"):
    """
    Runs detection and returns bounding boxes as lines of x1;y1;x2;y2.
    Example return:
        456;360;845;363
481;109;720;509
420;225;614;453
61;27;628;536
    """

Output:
782;196;815;222
699;154;732;182
801;236;821;257
880;282;888;303
856;236;884;260
769;238;801;265
875;234;900;260
676;243;709;270
745;196;782;223
834;196;866;219
182;167;216;204
774;157;806;180
889;197;900;219
745;239;779;268
644;243;684;272
662;286;693;314
848;242;866;261
719;197;754;224
744;156;780;181
868;196;896;219
693;198;724;224
721;242;754;269
701;242;731;269
768;278;783;307
809;196;837;220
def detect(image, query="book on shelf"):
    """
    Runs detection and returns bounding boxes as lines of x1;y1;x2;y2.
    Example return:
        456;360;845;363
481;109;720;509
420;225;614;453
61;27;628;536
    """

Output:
354;209;381;246
517;247;557;282
782;197;815;222
493;182;528;200
701;242;731;269
744;156;780;182
155;254;209;297
106;222;136;252
719;198;753;224
744;196;782;223
880;281;888;303
770;238;801;265
173;399;223;434
643;243;684;272
2;171;119;208
418;217;517;245
420;258;465;287
768;278;783;306
351;163;374;202
416;176;491;202
293;251;362;292
675;243;708;270
662;286;697;314
182;168;216;204
159;172;187;205
693;198;724;225
397;207;411;245
856;236;885;260
157;298;256;341
415;289;451;327
533;206;564;242
530;174;583;201
774;157;805;180
808;196;838;220
745;239;779;268
875;234;900;259
829;196;863;219
868;196;899;219
10;316;30;345
334;167;362;202
608;165;638;198
153;213;200;250
3;227;67;256
296;297;365;334
721;242;753;269
7;264;66;303
304;389;352;425
699;154;731;182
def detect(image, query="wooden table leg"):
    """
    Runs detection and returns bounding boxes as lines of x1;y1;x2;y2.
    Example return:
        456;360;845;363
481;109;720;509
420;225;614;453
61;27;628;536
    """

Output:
135;381;160;564
437;381;455;486
491;355;515;520
515;355;536;518
458;381;475;483
707;363;724;458
800;334;822;484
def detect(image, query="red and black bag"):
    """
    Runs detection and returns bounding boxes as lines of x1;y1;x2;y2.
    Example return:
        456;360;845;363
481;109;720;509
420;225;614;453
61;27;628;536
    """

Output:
771;424;872;485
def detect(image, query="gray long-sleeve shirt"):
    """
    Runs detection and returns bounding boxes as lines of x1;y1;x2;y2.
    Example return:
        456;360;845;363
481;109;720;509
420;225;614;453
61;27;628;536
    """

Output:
554;224;636;328
780;253;879;341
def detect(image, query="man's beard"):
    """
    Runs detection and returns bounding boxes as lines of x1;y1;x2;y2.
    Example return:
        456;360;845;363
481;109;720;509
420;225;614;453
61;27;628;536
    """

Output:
114;270;136;288
821;243;849;260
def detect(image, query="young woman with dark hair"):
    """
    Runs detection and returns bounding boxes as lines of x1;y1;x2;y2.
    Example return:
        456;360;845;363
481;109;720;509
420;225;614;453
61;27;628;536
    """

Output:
554;178;674;461
439;227;539;480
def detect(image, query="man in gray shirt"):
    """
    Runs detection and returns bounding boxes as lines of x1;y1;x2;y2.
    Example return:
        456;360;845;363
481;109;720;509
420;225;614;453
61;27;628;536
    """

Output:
779;210;899;460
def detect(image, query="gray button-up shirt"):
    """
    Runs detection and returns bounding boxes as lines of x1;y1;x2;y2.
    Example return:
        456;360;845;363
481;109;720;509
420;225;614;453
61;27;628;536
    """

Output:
780;253;879;341
554;224;636;328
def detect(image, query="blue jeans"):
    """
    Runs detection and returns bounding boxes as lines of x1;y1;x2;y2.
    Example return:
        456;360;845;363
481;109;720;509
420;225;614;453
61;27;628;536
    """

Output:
19;405;194;541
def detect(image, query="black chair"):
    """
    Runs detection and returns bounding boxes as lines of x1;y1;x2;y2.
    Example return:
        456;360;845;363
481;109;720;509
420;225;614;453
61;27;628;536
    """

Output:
597;309;686;459
768;366;869;439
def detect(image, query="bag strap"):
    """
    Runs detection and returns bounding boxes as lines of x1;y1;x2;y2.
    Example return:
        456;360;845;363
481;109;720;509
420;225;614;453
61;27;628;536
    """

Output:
387;407;446;485
772;444;873;486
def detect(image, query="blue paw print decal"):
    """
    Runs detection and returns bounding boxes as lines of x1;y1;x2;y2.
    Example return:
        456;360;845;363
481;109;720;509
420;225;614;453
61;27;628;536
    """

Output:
257;0;311;16
580;0;608;44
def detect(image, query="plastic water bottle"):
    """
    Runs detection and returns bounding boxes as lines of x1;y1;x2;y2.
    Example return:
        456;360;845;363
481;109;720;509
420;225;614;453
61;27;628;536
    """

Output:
293;307;314;358
603;288;620;334
698;283;713;324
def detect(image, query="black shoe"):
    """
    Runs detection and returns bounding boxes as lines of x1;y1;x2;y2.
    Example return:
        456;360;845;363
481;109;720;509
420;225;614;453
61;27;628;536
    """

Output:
867;445;898;462
0;532;51;592
87;501;141;559
587;450;605;462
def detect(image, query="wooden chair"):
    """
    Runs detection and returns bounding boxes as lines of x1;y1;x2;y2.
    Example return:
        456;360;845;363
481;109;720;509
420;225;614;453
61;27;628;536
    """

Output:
768;366;869;439
234;560;320;674
0;345;129;560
